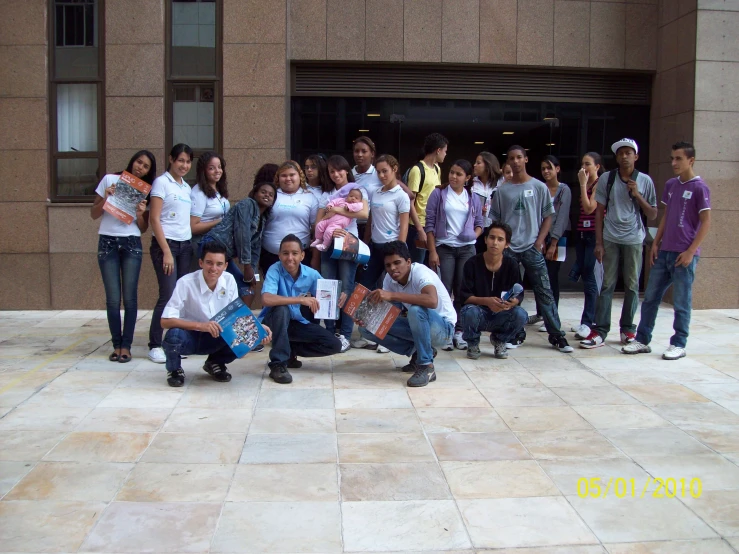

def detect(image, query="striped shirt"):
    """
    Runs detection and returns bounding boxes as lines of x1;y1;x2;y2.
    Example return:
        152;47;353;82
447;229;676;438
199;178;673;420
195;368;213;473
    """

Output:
577;184;597;232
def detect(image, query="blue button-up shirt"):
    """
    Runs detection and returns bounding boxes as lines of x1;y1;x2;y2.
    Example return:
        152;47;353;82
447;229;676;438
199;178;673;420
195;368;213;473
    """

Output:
258;262;322;325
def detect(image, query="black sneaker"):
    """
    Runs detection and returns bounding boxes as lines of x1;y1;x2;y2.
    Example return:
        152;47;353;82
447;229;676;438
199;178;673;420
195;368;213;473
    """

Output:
167;368;185;387
527;314;543;326
407;364;436;387
400;347;437;373
287;356;302;369
549;335;574;353
252;344;264;353
203;360;232;382
269;365;293;384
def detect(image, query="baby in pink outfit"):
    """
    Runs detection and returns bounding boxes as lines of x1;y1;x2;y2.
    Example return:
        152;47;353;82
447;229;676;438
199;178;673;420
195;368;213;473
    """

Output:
311;188;364;251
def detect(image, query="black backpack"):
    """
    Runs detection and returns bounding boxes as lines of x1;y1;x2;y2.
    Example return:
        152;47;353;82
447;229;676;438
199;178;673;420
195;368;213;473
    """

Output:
604;168;647;235
401;161;441;211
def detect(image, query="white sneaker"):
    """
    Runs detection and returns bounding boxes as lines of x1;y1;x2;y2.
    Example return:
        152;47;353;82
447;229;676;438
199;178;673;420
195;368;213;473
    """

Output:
351;337;377;349
621;341;651;355
453;331;468;350
376;345;390;353
337;335;351;353
579;332;604;349
573;324;591;340
505;342;519;349
148;347;166;363
663;345;686;360
442;341;454;351
538;324;547;333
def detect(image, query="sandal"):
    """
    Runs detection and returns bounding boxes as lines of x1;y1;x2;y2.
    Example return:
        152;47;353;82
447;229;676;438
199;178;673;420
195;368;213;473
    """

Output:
118;353;132;363
108;352;120;362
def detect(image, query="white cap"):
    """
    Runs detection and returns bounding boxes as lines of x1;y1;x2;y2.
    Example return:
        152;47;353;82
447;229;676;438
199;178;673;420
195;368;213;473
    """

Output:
611;138;638;155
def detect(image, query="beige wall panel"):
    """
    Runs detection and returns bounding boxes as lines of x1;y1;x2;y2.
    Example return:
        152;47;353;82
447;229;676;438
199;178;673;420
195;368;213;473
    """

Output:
105;97;165;150
517;0;553;66
693;110;739;162
442;0;479;63
692;257;739;309
105;44;165;97
289;0;327;59
327;0;365;60
678;0;697;17
48;206;101;254
675;61;696;114
696;9;739;61
0;150;48;202
657;19;678;72
403;0;442;62
224;44;286;96
589;2;625;68
224;0;286;44
676;12;697;67
553;0;589;68
365;0;404;61
0;202;48;253
479;0;517;65
0;46;47;98
699;210;739;258
0;0;46;46
106;0;164;45
222;148;287;200
693;160;739;210
695;61;739;112
223;97;286;150
656;66;678;118
0;253;51;310
698;0;739;10
0;99;48;150
659;0;680;26
50;253;104;309
625;3;658;70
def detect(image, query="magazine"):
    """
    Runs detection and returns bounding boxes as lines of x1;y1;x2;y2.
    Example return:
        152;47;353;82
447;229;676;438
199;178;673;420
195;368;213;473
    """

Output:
556;236;567;262
211;298;268;358
342;284;401;340
102;171;152;224
330;234;371;265
314;279;341;320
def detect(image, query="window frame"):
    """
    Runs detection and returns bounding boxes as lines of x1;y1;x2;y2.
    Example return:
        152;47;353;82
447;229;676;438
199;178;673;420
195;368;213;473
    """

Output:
49;0;106;203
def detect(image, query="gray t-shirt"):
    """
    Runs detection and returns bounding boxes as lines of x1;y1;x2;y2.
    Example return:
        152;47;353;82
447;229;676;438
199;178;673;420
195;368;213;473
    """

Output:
490;178;555;253
595;170;656;245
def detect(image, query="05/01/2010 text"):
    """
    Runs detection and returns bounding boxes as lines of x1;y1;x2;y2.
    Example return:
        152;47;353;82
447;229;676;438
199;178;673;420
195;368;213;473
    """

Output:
576;477;702;499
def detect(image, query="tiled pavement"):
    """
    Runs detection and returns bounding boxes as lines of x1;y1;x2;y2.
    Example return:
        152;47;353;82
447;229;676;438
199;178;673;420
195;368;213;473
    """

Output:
1;297;739;553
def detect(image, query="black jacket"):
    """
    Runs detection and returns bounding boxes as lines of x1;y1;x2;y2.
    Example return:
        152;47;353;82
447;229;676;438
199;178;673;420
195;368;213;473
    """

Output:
459;253;524;306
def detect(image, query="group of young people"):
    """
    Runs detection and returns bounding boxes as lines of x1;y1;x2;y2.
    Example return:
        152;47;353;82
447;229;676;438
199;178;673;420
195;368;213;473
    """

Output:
91;133;710;388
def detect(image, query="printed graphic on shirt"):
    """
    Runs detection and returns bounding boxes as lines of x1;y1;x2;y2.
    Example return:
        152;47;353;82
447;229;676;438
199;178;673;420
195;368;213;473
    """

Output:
513;195;528;215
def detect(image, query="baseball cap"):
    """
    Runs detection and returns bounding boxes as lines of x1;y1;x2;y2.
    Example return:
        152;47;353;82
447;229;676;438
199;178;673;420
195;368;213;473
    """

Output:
611;138;638;155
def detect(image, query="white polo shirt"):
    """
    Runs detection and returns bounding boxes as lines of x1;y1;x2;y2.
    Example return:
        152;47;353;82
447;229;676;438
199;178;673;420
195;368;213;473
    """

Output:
382;262;457;326
95;174;143;237
151;171;192;241
162;270;238;323
369;184;410;243
353;165;383;200
190;184;230;223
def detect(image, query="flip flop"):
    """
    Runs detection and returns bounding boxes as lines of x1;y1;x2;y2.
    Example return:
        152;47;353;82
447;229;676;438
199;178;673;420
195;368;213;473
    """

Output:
118;353;132;363
108;352;120;362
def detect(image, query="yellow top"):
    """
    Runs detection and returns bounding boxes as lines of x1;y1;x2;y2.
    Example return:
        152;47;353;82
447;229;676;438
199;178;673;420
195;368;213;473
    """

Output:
406;161;441;226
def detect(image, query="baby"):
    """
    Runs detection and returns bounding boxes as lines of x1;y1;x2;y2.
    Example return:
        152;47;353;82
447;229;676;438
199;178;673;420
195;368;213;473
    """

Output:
311;187;364;251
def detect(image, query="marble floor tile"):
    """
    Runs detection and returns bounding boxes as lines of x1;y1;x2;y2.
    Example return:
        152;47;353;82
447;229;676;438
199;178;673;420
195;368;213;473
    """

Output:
549;385;640;406
568;494;717;542
5;461;132;501
342;500;471;551
332;369;406;389
479;385;566;407
336;408;421;433
98;387;183;409
654;401;739;427
636;453;739;491
340;462;450;501
75;406;172;432
415;407;508;433
44;431;152;462
442;460;559;499
0;500;105;552
602;427;713;458
338;432;435;463
177;383;257;409
334;388;413;409
250;408;336;434
0;405;93;431
0;430;66;461
161;407;252;434
0;460;34;497
465;370;540;388
259;367;333;389
458;496;597;549
116;462;234;502
539;458;652;496
228;463;338;501
532;370;610;388
573;405;671;430
212;501;342;553
683;424;739;452
408;388;491;408
621;384;710;405
81;501;221;552
256;388;335;409
516;429;626;460
429;431;530;461
496;406;593;432
604;539;736;553
241;433;337;464
480;547;606;554
142;433;244;464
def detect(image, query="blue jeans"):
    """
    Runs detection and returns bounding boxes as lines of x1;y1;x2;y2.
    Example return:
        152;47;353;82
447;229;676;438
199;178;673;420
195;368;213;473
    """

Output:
320;250;358;338
573;231;598;327
406;225;427;264
505;247;565;338
360;305;454;366
162;328;237;371
594;240;643;339
359;241;389;290
460;304;528;346
436;243;477;331
97;235;143;350
149;238;192;348
199;236;253;297
636;251;698;348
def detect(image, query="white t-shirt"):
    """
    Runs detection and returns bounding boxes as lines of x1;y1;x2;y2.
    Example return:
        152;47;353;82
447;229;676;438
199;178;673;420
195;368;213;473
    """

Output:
306;185;324;203
352;165;383;201
369;185;411;244
95;174;144;237
262;188;318;254
150;172;192;241
383;262;457;326
437;188;474;248
162;270;238;322
319;187;368;237
190;184;230;223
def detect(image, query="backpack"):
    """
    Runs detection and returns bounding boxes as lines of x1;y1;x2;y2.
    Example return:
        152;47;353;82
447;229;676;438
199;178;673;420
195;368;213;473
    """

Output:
402;161;441;211
604;168;648;239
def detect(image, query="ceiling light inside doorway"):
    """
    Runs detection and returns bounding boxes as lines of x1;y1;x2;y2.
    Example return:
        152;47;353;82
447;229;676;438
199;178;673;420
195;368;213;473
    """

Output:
359;129;369;132
546;143;556;146
503;131;514;135
474;141;484;145
367;113;381;117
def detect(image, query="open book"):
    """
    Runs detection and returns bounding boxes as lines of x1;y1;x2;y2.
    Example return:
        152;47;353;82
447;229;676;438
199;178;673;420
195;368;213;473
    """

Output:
330;234;371;265
315;279;341;320
102;171;152;224
211;298;268;358
342;284;401;340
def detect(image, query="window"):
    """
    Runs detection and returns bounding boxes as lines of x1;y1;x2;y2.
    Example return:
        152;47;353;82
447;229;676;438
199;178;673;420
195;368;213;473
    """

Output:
166;0;221;180
50;0;104;200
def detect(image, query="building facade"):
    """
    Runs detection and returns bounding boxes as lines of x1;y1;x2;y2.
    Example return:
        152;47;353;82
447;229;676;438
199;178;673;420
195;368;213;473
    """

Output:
1;0;737;310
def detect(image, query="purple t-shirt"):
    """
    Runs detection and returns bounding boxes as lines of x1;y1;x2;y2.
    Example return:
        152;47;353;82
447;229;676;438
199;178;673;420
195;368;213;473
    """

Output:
660;176;710;255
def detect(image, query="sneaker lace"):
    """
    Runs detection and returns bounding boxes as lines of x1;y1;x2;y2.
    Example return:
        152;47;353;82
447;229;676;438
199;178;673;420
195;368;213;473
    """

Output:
411;366;427;380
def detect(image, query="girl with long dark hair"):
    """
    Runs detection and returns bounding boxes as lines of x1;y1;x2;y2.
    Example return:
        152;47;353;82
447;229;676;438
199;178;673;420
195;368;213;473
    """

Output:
189;151;230;269
472;151;503;254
